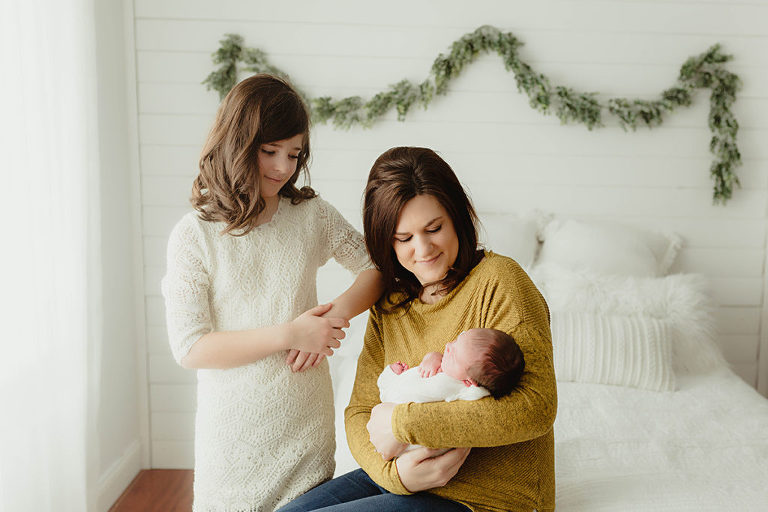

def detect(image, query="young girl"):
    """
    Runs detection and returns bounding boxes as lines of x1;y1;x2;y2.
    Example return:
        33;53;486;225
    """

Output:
162;74;382;511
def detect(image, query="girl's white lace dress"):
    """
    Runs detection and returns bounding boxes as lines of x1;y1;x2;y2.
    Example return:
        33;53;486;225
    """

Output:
162;196;370;511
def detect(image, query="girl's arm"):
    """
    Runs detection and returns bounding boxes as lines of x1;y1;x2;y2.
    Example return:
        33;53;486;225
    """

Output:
163;215;349;371
287;269;384;371
183;266;379;371
181;303;348;369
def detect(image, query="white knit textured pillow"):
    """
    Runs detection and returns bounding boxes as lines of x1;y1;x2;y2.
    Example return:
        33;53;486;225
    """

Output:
551;312;676;391
531;263;726;375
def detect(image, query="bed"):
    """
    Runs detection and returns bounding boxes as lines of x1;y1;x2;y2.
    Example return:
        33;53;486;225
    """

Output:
325;214;768;511
554;369;768;510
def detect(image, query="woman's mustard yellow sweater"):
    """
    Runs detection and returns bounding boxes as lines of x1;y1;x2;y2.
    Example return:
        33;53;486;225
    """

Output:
345;252;557;512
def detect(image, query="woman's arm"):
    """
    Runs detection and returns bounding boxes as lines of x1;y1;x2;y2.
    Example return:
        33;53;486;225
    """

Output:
395;447;471;493
374;324;556;448
327;268;383;320
389;266;557;448
346;309;468;494
345;310;408;492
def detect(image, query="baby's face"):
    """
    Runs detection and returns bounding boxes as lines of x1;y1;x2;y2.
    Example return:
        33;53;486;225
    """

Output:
442;330;484;382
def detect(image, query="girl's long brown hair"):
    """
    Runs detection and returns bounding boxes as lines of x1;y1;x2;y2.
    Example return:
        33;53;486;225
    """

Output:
363;147;484;311
192;74;316;235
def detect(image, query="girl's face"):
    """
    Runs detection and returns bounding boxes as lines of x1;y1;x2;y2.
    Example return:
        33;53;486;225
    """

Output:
257;133;304;198
392;194;460;286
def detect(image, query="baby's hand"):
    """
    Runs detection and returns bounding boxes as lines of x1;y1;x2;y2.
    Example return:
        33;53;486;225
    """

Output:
418;352;442;378
389;361;409;375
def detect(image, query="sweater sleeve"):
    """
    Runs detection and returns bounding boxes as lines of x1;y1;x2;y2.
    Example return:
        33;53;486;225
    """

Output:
391;261;558;448
344;308;413;495
317;197;372;275
160;215;213;365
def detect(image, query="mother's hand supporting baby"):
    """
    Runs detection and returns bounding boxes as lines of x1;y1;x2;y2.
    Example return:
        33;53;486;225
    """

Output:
396;447;471;492
368;403;471;492
367;402;408;459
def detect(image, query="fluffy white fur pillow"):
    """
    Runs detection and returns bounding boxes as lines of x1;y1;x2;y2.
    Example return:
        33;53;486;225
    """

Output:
531;263;726;376
551;312;676;391
537;218;682;277
478;213;540;268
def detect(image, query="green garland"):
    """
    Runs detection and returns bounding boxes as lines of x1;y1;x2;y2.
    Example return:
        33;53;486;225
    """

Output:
203;26;742;204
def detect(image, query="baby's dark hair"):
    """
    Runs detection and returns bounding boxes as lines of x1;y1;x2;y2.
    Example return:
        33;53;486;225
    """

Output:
466;328;525;399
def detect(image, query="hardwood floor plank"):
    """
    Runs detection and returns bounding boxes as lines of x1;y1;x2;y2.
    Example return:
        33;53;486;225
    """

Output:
110;469;193;512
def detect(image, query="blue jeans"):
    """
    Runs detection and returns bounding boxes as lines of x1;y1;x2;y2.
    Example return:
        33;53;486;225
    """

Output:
278;469;471;512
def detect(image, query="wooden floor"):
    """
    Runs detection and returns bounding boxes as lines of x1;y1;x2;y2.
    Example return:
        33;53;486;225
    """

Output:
109;469;193;512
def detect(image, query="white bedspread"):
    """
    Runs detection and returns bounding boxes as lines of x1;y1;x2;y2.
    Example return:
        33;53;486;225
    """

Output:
554;367;768;511
330;326;768;510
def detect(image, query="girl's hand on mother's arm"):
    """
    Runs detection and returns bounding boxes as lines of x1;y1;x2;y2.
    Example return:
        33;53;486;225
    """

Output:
396;447;471;492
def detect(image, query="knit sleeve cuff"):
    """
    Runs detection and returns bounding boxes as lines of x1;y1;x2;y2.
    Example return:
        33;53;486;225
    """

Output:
391;403;415;445
385;459;414;495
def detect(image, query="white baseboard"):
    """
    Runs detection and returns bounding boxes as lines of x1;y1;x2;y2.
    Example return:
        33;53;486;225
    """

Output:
97;439;143;512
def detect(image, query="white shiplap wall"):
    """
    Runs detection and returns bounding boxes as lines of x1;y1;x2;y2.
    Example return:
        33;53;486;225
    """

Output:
131;0;768;468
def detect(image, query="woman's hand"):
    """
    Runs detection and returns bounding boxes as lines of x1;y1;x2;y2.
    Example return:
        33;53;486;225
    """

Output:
396;447;471;492
287;303;348;356
367;402;407;460
285;350;326;372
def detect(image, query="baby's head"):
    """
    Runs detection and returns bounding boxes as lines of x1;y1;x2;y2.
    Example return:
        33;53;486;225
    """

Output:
442;328;525;399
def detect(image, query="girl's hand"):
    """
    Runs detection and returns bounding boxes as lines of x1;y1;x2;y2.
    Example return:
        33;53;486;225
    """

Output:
367;402;407;460
418;352;443;378
395;447;471;492
287;303;349;355
285;349;326;372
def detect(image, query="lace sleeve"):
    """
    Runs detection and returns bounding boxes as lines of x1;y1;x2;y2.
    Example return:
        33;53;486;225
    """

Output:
318;197;372;275
161;215;212;365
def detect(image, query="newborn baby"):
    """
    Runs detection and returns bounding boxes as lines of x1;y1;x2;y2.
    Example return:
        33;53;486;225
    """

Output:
376;327;526;454
377;327;526;405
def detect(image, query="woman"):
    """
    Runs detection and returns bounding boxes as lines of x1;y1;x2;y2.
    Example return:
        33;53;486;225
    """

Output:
281;147;556;512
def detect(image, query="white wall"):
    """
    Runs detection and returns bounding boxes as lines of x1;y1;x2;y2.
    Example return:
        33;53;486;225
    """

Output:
130;0;768;468
93;0;145;509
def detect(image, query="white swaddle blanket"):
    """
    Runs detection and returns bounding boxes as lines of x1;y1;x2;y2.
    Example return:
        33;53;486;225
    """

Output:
377;365;490;404
377;365;491;453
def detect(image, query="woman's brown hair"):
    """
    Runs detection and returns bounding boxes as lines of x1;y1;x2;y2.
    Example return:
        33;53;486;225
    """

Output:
363;147;484;311
192;74;316;235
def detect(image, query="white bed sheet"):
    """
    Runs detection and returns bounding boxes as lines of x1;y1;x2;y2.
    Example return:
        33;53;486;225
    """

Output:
554;367;768;511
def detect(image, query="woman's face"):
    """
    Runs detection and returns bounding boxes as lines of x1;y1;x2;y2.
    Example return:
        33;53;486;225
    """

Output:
257;133;303;198
392;194;460;285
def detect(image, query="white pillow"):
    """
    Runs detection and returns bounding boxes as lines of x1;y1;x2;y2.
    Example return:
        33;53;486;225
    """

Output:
551;312;676;391
537;218;682;277
531;263;726;375
478;213;540;268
